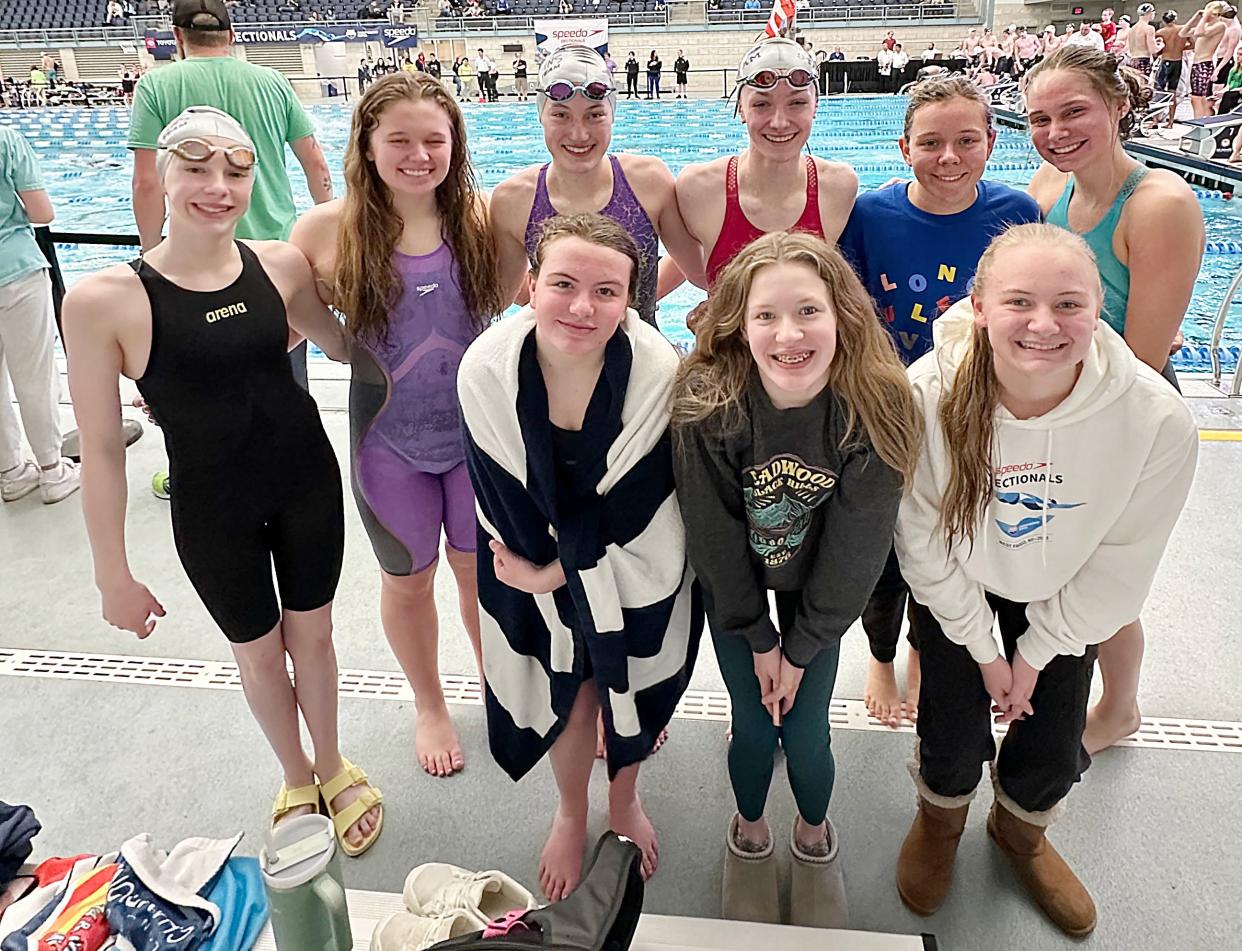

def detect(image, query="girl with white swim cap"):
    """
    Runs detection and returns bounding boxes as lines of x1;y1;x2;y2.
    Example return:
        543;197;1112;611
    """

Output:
491;43;707;331
65;105;385;858
671;38;858;298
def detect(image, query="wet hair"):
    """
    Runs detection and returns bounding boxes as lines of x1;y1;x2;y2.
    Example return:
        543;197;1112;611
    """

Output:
530;213;641;305
938;224;1101;547
1026;46;1152;140
902;75;995;140
337;72;505;344
1206;1;1228;15
670;231;921;486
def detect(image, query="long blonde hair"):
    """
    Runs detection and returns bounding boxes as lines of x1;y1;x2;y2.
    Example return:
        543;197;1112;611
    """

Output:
336;72;506;343
938;223;1102;546
671;231;921;486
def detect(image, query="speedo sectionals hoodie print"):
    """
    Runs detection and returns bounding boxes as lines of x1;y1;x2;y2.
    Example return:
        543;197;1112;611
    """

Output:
894;301;1198;671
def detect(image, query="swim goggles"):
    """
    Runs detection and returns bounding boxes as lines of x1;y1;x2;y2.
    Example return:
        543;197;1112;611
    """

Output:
740;67;817;90
160;137;257;170
541;79;612;103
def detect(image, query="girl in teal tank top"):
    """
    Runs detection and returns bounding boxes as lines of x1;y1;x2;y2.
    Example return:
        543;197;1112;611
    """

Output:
1046;165;1148;335
1023;46;1206;762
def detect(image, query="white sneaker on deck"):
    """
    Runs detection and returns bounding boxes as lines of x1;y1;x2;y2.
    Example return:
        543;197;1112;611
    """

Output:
0;460;40;502
39;459;81;504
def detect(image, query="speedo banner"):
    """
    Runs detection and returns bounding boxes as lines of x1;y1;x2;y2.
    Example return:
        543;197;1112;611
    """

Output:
533;19;609;57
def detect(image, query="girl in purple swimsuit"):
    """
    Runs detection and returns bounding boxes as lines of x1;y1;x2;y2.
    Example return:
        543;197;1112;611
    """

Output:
293;73;508;777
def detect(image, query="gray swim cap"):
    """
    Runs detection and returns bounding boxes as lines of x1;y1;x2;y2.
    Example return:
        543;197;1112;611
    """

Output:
737;36;815;84
156;105;255;179
536;44;616;117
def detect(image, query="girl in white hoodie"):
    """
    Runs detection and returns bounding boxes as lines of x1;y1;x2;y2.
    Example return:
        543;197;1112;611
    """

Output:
892;223;1196;938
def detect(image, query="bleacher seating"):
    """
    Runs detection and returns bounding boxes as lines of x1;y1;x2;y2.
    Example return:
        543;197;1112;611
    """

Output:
0;0;386;30
3;0;110;30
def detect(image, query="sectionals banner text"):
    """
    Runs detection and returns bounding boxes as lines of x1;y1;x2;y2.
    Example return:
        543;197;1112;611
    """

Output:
200;24;421;46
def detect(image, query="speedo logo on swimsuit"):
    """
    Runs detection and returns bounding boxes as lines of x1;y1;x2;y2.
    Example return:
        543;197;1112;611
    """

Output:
204;302;248;323
417;283;439;297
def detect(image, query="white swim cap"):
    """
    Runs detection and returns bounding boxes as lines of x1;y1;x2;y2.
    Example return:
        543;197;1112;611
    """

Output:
536;44;616;116
1137;3;1155;14
737;36;815;84
156;105;255;179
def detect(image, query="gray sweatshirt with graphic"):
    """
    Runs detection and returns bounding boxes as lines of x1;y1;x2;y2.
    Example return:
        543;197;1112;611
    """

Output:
673;377;902;667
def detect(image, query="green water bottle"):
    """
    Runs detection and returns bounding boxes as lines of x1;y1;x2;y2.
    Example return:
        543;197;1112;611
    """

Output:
261;814;353;951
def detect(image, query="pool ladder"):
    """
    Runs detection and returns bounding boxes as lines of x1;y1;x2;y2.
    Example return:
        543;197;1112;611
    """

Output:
1210;261;1242;396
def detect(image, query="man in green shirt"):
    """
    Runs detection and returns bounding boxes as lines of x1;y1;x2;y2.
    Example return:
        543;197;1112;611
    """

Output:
128;0;333;385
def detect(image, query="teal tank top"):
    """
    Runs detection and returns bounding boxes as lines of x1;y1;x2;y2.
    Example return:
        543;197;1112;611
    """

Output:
1045;165;1149;335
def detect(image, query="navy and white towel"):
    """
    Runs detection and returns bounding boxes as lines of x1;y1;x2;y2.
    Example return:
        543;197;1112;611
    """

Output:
458;307;702;780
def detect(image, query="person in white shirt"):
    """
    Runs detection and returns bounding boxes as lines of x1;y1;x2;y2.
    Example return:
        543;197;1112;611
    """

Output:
893;223;1196;938
1066;21;1106;50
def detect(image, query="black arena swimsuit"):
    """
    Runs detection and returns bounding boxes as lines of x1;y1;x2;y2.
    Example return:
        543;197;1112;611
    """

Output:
131;243;344;642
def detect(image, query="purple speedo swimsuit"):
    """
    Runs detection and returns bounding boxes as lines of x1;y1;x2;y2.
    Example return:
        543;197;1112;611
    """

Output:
523;154;660;327
350;244;478;575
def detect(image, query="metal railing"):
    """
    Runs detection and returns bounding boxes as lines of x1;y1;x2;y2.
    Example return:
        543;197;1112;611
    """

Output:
705;3;962;25
430;11;669;31
1210;263;1242;396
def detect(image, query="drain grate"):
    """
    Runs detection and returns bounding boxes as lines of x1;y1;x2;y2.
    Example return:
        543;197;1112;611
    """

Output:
2;647;1240;753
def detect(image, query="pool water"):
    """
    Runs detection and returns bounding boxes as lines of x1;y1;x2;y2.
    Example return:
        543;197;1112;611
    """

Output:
3;97;1240;369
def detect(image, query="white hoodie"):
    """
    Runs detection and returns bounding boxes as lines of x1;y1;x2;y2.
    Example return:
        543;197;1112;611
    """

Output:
895;301;1198;671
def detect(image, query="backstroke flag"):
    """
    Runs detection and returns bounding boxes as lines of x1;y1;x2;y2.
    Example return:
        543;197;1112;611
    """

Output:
764;0;796;38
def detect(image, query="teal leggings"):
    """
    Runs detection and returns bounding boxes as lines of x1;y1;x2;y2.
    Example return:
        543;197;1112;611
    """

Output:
712;589;842;825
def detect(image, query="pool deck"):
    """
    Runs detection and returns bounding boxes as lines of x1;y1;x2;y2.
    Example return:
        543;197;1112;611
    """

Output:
2;360;1241;951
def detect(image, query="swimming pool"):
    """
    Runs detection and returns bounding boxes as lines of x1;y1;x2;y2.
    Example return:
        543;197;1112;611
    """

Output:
3;97;1239;370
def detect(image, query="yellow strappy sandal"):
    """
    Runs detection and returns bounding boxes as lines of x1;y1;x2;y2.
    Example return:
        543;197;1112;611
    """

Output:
319;758;384;858
271;783;321;828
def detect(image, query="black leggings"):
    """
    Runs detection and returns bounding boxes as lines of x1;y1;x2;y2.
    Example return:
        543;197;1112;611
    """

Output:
862;546;923;662
912;594;1096;814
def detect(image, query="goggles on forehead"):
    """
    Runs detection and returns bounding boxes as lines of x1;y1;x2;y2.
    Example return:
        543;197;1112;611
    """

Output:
740;67;817;90
161;137;257;170
542;79;612;103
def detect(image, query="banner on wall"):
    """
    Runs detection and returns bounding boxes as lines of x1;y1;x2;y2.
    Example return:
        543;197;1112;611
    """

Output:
231;23;417;45
143;29;178;60
533;19;609;58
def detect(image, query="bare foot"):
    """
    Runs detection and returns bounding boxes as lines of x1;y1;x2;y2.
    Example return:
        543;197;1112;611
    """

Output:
903;645;922;724
864;658;903;727
319;764;382;851
539;806;588;901
273;770;319;829
1082;699;1141;755
416;705;465;777
609;793;659;880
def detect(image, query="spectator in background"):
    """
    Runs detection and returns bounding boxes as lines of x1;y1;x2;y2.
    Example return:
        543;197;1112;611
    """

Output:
878;43;895;92
458;55;478;98
106;0;124;24
1067;21;1106;50
625;50;640;97
558;0;573;12
892;42;909;79
923;41;941;60
883;31;897;50
513;52;529;101
673;50;689;98
1099;7;1118;46
829;46;845;61
437;0;453;14
495;0;510;11
426;52;442;80
744;0;761;10
646;49;662;99
28;66;48;104
128;0;332;390
357;58;372;94
475;48;498;101
0;126;79;505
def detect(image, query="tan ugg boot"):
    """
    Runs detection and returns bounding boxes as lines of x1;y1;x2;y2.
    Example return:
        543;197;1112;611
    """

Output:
987;803;1097;937
788;818;847;929
896;795;971;916
721;815;779;924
